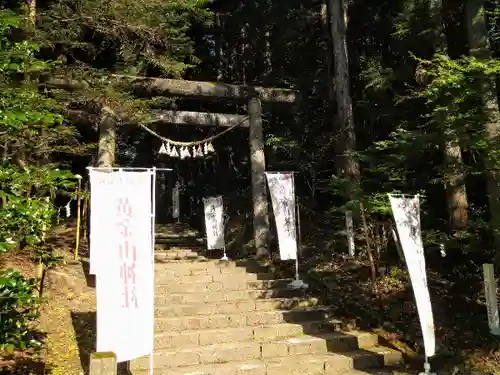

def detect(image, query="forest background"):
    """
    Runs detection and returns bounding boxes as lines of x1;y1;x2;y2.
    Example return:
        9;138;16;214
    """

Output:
1;0;500;373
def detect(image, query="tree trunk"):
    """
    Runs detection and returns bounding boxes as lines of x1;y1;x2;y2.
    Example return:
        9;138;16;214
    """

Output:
215;13;223;82
327;0;360;197
443;137;469;229
321;2;335;123
248;96;270;258
96;107;117;168
26;0;36;30
465;0;500;248
431;0;469;230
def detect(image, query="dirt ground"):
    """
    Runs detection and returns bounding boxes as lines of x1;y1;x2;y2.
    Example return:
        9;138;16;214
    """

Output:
1;222;499;375
0;225;96;375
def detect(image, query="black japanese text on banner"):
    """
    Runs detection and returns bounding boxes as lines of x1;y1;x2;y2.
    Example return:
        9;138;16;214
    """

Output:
389;194;435;358
203;196;225;250
265;172;297;260
92;170;155;363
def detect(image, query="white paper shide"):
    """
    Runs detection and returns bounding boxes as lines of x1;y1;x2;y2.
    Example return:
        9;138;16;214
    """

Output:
93;171;154;363
265;172;297;261
389;194;436;358
203;196;225;250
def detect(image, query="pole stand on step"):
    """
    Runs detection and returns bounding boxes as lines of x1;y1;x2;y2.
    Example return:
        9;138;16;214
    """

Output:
220;245;229;261
288;257;308;290
418;359;436;375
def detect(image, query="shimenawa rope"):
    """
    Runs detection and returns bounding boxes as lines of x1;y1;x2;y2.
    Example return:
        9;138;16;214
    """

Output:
138;115;250;147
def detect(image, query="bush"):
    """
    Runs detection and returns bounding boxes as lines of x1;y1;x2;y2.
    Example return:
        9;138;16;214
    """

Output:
0;269;41;351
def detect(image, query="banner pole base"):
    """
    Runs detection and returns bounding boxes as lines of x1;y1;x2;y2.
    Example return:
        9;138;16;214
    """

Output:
418;359;436;375
220;246;229;261
490;327;500;336
287;258;308;290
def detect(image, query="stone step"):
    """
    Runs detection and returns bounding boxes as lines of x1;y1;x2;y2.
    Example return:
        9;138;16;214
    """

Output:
156;279;294;294
154;259;269;272
154;320;348;349
154;307;336;332
155;270;276;284
153;323;377;350
155;297;321;317
134;366;400;375
155;249;206;261
131;346;402;373
154;259;239;269
156;288;307;305
154;266;260;280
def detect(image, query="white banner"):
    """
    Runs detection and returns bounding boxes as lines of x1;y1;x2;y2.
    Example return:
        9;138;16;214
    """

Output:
265;172;297;261
345;210;355;257
389;194;435;358
172;182;180;219
203;196;224;250
89;170;118;275
94;170;154;363
483;263;500;335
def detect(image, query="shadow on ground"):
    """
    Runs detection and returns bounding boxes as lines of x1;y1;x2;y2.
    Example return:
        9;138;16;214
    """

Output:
71;311;96;375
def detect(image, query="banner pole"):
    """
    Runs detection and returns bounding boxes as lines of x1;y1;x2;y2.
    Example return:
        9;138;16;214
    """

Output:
288;172;307;290
295;184;301;281
150;167;156;375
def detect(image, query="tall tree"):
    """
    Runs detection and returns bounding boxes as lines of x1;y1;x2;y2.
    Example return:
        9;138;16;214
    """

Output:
432;0;469;230
327;0;360;199
465;0;500;248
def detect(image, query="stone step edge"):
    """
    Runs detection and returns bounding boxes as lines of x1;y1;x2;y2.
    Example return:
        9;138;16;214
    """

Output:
153;273;281;283
132;346;402;372
154;297;321;314
155;278;294;288
133;366;401;375
153;319;345;338
155;287;309;297
153;330;378;349
154;305;335;321
153;258;271;269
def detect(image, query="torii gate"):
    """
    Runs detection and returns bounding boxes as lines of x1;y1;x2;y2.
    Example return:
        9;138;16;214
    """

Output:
93;77;299;258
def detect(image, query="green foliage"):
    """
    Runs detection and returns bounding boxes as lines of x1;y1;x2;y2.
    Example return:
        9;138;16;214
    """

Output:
0;10;77;352
0;269;41;351
39;0;212;77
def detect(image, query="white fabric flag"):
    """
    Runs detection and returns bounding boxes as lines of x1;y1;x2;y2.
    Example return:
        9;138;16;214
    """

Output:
172;182;180;219
265;172;297;260
483;263;500;335
345;210;355;257
89;170;118;275
389;194;435;358
203;196;224;250
95;170;154;363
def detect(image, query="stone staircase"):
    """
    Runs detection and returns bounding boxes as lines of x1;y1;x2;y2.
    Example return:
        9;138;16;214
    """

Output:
130;228;402;375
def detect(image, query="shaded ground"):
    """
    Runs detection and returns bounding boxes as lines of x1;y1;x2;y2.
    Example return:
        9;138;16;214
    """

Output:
270;250;500;375
0;223;96;375
1;220;499;375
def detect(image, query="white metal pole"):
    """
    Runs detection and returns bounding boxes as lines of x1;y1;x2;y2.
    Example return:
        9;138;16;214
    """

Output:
150;167;156;375
287;172;307;290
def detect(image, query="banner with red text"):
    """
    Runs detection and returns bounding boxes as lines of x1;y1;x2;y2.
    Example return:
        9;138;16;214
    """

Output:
93;170;154;363
389;194;435;358
265;172;297;260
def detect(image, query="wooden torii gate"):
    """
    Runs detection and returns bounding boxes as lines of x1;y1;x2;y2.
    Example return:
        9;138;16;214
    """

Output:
96;76;299;258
